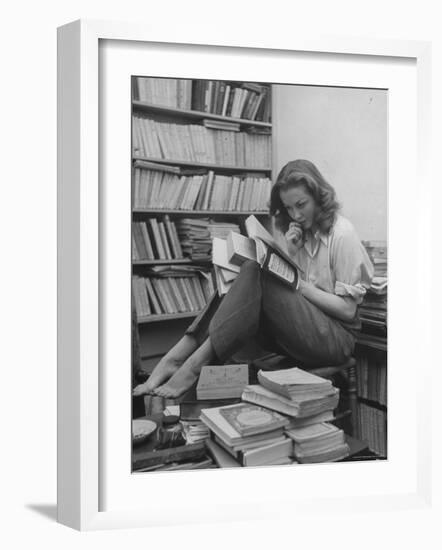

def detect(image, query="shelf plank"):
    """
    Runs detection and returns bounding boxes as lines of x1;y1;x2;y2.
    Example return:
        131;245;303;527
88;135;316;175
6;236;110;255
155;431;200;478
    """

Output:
132;259;192;266
132;101;272;128
133;209;269;217
137;311;201;324
132;155;271;173
355;337;387;352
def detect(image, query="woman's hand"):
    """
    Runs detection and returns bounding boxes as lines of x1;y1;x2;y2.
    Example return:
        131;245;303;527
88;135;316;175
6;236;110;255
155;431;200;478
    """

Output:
285;222;304;252
297;279;357;322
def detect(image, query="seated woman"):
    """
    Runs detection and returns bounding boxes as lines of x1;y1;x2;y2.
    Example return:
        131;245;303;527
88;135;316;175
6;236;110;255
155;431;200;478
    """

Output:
133;159;374;399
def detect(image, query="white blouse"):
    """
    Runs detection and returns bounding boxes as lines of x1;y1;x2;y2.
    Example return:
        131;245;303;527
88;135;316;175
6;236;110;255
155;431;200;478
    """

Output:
288;214;374;329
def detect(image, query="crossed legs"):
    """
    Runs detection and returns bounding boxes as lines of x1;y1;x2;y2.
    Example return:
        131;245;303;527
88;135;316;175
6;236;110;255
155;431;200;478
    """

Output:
132;261;354;398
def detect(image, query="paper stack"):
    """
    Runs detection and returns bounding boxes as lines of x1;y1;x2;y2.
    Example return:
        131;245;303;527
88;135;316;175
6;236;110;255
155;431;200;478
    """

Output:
200;403;293;467
176;218;240;262
358;241;388;350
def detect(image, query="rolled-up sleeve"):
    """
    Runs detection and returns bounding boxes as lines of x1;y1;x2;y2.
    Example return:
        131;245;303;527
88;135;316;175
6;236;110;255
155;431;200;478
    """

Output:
331;227;374;304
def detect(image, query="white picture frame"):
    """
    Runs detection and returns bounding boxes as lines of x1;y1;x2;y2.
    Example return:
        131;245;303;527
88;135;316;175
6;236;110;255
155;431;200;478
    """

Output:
57;19;433;531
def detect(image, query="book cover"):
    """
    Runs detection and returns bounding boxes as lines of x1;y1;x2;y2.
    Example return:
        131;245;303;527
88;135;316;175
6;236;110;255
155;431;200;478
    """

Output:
218;403;289;437
200;405;285;447
196;364;249;400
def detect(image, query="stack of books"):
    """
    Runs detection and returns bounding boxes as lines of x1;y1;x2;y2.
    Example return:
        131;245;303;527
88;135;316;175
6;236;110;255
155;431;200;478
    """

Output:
242;367;349;463
200;403;292;467
133;165;271;212
285;422;349;463
175;219;240;261
132;216;183;261
357;241;388;349
132;266;214;318
132;116;272;168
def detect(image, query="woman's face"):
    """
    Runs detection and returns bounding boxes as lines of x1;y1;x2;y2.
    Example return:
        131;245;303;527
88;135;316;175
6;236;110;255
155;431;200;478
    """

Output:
280;185;318;231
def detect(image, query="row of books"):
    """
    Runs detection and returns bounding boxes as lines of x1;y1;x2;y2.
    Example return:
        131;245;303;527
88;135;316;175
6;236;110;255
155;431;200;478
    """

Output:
191;80;271;122
359;402;387;457
355;349;387;407
132;267;214;318
133;216;242;262
133;217;183;261
133;77;192;110
132;115;272;167
197;365;348;466
176;219;240;261
132;77;271;123
133;165;272;212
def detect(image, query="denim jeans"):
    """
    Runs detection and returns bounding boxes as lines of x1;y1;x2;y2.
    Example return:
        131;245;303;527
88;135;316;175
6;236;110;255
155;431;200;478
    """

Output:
186;261;355;367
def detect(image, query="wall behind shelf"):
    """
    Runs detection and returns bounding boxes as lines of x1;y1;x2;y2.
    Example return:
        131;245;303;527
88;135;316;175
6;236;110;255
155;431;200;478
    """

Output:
273;85;387;242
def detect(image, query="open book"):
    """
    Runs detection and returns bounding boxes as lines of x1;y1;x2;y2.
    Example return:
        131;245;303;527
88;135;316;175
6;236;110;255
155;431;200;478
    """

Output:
212;215;301;294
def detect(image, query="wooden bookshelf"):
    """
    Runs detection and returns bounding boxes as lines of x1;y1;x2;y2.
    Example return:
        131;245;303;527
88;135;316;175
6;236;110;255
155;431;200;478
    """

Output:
132;101;272;129
132;77;272;339
133;209;269;217
132;258;193;266
354;342;387;458
137;311;201;324
355;336;387;352
132;156;272;174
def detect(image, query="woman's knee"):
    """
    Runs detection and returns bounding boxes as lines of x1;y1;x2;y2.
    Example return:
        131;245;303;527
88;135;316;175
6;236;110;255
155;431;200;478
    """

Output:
240;260;261;276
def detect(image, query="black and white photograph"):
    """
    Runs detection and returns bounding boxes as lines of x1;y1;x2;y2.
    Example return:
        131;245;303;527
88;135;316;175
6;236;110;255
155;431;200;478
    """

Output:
130;77;388;472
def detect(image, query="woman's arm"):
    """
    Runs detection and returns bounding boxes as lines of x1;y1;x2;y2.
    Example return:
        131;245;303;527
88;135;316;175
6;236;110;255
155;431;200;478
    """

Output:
298;279;357;322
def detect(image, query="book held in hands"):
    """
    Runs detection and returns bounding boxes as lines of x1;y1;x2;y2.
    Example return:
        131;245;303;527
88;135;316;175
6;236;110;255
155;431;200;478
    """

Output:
212;215;301;294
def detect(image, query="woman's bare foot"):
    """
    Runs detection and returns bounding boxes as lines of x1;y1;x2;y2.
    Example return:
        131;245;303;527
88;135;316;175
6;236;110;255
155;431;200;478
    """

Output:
132;335;198;396
155;337;215;399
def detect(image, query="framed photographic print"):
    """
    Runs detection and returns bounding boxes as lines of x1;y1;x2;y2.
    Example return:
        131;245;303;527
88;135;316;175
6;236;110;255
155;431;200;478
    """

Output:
57;19;432;530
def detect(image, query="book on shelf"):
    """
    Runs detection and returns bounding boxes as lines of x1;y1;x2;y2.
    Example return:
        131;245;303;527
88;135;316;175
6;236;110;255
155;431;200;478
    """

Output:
133;267;214;319
218;403;290;437
196;364;249;400
175;218;240;261
134;77;193;110
355;348;387;406
359;401;387;457
356;248;387;346
212;215;301;295
189;79;271;122
133;166;271;212
132;116;271;168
